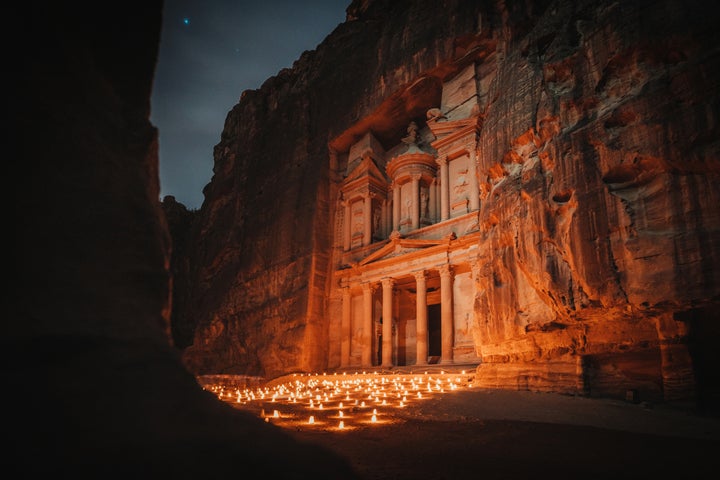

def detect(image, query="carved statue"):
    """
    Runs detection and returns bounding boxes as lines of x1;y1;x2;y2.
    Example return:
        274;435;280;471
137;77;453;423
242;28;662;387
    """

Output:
401;121;419;145
420;190;429;218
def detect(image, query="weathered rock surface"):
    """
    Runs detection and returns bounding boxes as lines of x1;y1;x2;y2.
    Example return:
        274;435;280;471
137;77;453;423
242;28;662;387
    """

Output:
179;0;720;408
11;2;358;477
161;195;198;348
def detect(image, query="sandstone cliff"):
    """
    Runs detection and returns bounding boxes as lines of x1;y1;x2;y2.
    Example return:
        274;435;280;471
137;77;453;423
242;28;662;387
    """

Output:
181;0;720;408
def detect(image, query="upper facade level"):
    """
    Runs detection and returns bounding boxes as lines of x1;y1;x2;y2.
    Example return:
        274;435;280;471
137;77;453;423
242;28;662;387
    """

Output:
333;64;484;267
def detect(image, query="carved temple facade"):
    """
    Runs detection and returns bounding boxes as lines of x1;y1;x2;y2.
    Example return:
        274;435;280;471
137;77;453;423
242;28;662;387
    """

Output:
328;65;485;368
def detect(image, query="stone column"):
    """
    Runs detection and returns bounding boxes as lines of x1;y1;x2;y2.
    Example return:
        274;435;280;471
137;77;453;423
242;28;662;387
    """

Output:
438;156;449;221
429;178;437;223
411;174;420;230
414;270;428;365
439;264;454;364
381;277;394;367
340;286;351;367
383;199;390;238
363;193;372;247
343;200;351;251
468;146;480;211
361;283;374;367
392;182;400;232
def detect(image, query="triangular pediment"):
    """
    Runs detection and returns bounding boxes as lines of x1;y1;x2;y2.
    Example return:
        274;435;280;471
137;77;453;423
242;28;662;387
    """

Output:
358;234;451;266
344;155;388;186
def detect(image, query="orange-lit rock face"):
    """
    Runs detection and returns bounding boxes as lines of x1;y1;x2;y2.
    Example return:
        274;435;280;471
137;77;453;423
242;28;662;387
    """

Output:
178;0;720;407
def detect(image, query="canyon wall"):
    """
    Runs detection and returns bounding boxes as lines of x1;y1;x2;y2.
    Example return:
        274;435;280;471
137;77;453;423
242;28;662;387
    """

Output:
181;0;720;405
13;2;356;476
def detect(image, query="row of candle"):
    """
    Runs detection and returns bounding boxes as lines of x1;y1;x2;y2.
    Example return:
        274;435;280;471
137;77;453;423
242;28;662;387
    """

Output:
204;370;472;431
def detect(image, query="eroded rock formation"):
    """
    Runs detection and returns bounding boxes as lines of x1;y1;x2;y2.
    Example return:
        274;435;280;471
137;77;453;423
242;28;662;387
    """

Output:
180;0;720;409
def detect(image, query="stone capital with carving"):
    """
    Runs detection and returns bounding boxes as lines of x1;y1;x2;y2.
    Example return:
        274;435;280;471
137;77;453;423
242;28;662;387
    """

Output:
438;263;453;278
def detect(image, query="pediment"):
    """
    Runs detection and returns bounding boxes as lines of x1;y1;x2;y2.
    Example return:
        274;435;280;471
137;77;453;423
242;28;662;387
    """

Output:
344;155;388;185
427;116;481;150
358;234;452;266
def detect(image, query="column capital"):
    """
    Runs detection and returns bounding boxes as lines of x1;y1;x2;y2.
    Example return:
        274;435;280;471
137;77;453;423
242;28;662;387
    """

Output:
436;155;448;167
381;277;395;288
438;263;453;278
361;282;376;293
369;190;384;200
413;270;426;282
411;173;422;182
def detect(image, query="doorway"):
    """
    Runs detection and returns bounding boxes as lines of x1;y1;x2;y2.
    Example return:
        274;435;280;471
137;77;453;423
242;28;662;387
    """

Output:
428;304;441;358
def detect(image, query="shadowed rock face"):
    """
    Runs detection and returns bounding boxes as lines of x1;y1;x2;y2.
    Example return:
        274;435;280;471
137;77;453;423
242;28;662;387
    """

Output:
179;0;719;408
12;2;358;477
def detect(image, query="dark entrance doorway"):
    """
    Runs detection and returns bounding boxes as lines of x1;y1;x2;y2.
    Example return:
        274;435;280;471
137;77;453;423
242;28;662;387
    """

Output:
428;304;442;359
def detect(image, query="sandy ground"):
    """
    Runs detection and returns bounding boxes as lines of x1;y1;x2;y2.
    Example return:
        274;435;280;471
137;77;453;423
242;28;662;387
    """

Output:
224;368;720;479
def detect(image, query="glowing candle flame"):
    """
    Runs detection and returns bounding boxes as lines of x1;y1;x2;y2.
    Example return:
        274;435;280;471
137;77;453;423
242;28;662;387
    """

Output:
339;410;344;418
273;410;279;418
371;414;377;423
308;416;315;424
339;421;345;429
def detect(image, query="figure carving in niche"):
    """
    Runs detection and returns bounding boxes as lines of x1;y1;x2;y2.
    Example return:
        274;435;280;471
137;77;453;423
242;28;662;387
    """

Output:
373;207;381;234
403;196;411;219
353;206;363;234
401;121;419;145
420;190;429;218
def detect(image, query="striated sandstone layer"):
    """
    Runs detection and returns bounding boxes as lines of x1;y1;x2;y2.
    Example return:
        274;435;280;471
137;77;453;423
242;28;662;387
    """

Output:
180;0;720;407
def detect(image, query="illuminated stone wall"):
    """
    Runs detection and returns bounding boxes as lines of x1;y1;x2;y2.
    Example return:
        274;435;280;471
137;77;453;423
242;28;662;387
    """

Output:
179;0;720;406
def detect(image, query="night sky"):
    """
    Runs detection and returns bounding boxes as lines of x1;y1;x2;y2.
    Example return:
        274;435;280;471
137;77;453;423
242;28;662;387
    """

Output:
151;1;349;210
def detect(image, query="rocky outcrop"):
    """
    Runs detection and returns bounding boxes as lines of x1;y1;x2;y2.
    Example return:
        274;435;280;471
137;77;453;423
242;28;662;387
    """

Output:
181;0;720;407
161;195;198;348
12;2;357;477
